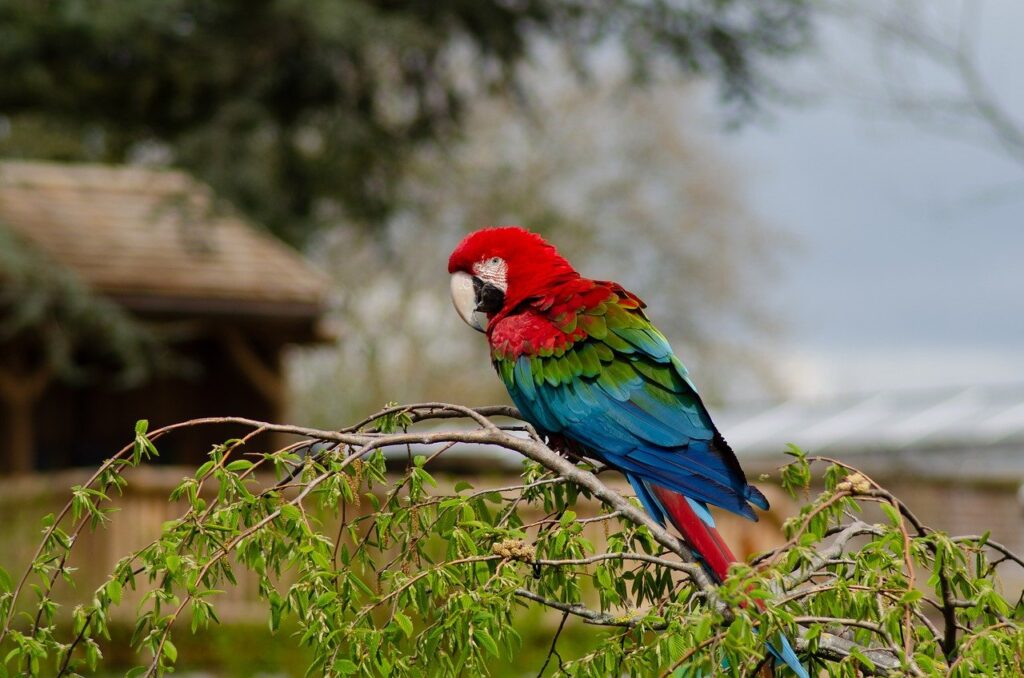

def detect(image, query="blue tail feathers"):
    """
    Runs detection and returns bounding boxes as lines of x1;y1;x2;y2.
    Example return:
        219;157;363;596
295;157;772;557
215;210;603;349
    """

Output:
768;632;809;678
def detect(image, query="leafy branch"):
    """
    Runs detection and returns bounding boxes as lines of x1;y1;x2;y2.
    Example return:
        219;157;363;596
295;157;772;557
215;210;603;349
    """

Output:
0;403;1021;676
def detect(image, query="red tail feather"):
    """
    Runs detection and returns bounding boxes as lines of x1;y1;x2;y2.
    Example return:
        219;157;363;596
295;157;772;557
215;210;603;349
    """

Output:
651;484;770;613
650;484;738;584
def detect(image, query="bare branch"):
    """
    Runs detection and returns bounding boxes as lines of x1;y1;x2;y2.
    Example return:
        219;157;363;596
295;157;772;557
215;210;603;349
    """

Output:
794;633;902;675
514;588;655;629
834;0;1024;170
779;520;884;589
535;552;698;577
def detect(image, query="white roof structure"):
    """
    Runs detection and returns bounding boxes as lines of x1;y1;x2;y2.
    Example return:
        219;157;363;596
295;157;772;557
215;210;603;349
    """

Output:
718;383;1024;481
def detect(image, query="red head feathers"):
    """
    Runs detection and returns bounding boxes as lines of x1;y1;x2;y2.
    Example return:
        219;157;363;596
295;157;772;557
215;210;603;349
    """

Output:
447;227;578;312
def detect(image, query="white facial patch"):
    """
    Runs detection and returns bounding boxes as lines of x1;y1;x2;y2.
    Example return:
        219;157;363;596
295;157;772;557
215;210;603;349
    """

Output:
473;256;508;291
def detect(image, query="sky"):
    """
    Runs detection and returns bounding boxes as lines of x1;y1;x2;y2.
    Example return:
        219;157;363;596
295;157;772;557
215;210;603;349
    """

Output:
715;0;1024;398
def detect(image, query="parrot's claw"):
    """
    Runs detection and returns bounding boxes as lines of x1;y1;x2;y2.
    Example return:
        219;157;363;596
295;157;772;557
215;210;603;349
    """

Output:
545;434;586;463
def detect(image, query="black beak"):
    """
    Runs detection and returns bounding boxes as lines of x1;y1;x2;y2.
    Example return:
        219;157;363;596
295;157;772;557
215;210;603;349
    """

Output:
473;277;506;315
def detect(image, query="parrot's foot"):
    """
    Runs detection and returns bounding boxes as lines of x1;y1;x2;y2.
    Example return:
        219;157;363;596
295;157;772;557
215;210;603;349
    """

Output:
545;434;586;463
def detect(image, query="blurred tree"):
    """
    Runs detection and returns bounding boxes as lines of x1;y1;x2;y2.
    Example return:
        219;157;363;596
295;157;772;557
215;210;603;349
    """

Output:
0;227;170;387
830;0;1024;173
292;54;784;427
0;0;813;245
0;227;173;470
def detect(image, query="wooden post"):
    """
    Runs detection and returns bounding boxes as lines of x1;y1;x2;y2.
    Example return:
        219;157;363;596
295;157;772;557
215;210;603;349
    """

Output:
220;328;288;451
220;329;284;414
0;364;51;474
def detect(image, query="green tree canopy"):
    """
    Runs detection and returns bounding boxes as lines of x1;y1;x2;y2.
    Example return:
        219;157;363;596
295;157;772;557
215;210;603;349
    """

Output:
0;0;812;245
0;227;171;386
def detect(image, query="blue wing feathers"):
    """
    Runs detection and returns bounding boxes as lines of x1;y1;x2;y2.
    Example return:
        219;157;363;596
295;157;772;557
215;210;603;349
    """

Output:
745;485;770;511
624;448;742;497
609;451;756;520
506;351;767;520
501;301;768;521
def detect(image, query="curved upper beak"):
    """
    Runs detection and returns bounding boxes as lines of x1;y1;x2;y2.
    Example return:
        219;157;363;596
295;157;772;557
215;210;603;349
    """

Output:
450;271;488;332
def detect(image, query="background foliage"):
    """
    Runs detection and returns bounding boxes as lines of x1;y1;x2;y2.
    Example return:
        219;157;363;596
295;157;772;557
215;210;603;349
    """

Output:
292;58;784;425
0;405;1021;676
0;0;812;245
0;228;171;386
0;0;813;400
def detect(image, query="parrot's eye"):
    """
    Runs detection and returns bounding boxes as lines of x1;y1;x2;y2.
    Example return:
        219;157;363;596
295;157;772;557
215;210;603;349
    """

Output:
474;256;508;292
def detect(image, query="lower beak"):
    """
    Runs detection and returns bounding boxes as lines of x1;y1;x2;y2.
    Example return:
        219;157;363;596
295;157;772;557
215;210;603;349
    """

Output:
450;271;488;332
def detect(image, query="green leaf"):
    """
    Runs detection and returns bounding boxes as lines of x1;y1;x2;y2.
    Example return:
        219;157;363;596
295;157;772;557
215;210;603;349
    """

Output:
454;480;473;493
880;502;901;525
349;575;374;597
394;611;414;638
163;640;178;663
474;628;500;657
412;467;437;488
334;659;358;675
226;459;254;472
900;589;922;605
107;578;122;605
0;566;11;592
85;638;101;670
849;646;875;671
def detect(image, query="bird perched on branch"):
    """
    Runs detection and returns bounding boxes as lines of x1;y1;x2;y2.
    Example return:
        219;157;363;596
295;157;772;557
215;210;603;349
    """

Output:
448;226;806;677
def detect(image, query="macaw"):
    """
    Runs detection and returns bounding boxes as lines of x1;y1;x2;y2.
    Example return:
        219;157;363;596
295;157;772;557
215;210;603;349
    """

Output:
448;226;807;677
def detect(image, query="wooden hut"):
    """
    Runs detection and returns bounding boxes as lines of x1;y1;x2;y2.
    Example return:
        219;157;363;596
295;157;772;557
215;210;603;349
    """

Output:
0;160;329;474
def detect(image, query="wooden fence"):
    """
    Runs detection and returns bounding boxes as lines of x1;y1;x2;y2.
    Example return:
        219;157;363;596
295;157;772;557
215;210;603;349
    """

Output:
0;466;796;625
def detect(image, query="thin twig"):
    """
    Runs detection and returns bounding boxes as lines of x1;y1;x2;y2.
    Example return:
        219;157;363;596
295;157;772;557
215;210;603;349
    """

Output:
536;611;570;677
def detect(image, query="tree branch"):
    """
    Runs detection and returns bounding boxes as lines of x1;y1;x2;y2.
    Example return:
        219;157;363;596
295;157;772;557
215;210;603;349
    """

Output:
794;633;902;675
514;588;655;629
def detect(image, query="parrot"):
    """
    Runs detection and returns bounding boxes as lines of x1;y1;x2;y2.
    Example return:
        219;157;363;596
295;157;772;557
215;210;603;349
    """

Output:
448;226;807;677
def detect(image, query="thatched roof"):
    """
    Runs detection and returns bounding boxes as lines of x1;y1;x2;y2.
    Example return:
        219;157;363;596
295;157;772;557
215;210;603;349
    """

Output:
0;161;328;319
